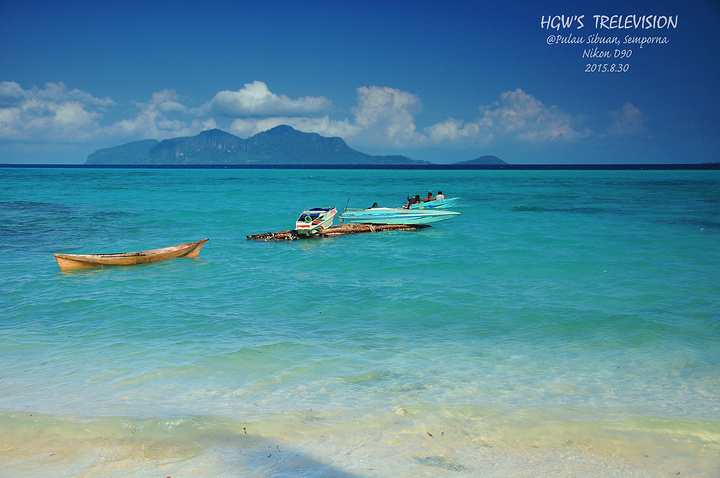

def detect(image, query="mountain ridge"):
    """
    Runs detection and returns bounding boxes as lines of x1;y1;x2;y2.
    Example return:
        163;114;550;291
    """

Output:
86;125;506;165
454;155;507;165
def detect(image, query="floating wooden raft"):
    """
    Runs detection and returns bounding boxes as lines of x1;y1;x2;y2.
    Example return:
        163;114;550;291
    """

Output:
247;223;429;241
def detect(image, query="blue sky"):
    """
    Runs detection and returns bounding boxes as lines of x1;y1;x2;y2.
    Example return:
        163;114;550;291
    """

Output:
1;0;718;164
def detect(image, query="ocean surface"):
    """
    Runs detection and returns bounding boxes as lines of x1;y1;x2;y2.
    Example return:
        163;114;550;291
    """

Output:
1;167;718;477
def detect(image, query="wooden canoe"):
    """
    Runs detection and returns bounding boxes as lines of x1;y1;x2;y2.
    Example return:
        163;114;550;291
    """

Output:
54;239;209;271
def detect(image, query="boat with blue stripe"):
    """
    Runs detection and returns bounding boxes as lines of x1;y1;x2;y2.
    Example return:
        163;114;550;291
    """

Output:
339;207;460;225
409;197;460;209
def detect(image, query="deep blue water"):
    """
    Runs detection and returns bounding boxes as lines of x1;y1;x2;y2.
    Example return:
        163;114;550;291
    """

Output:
1;167;718;477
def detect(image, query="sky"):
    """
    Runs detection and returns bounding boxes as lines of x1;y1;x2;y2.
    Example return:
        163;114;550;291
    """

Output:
1;0;718;165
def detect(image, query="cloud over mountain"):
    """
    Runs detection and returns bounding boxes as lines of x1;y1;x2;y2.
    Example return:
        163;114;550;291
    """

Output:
209;81;332;117
0;80;638;156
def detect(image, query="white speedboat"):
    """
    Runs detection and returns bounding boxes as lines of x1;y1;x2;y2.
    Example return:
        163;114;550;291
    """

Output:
409;196;459;209
295;207;337;235
339;207;460;225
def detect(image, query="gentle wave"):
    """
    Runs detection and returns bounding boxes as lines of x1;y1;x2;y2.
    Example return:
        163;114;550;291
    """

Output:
1;167;718;476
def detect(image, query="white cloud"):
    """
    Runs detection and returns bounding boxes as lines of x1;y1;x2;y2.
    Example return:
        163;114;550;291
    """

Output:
0;80;620;157
608;102;645;137
350;86;424;146
478;88;589;142
225;86;426;147
0;81;27;107
36;81;115;108
0;81;111;142
423;89;590;147
425;117;488;143
210;81;331;117
101;89;197;140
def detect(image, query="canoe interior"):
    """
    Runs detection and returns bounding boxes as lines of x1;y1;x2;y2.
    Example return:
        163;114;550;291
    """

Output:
54;239;209;271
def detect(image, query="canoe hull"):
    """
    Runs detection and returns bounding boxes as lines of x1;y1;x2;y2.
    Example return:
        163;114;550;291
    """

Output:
339;208;460;225
54;239;209;271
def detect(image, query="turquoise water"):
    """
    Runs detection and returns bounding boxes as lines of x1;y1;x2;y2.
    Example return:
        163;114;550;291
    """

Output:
1;167;719;477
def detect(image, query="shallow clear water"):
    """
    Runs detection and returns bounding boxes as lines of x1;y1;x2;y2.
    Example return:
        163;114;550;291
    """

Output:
1;167;719;477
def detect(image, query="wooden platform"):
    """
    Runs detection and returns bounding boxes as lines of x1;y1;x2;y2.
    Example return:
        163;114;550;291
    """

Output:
247;223;429;241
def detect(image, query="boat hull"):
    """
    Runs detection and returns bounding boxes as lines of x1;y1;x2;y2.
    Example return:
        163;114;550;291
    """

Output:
409;197;459;209
339;208;460;225
53;239;209;271
295;207;337;235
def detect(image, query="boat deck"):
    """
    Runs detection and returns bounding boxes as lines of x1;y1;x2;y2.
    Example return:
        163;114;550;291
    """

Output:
247;223;429;242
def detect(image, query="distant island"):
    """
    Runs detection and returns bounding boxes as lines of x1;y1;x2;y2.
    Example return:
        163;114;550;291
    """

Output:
454;155;506;165
86;125;507;166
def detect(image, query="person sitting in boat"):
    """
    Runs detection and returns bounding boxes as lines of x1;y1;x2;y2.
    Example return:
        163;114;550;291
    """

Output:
435;191;445;200
369;202;379;208
423;192;435;202
405;194;422;208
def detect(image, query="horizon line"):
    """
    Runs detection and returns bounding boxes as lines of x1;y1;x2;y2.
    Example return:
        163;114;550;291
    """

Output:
2;163;719;171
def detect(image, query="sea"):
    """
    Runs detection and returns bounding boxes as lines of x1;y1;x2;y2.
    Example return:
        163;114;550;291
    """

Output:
1;166;718;477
